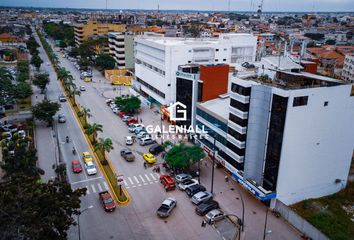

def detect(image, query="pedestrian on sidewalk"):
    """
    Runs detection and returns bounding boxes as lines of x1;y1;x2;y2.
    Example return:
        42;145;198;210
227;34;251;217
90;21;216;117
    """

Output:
225;175;229;183
140;118;143;123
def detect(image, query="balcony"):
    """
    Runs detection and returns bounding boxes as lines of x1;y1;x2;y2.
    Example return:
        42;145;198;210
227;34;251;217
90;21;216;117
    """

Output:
226;134;246;149
228;120;247;135
229;106;248;120
230;92;250;104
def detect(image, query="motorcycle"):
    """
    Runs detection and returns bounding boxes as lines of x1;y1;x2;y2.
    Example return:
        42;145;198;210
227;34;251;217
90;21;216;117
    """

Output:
72;147;76;155
66;136;69;143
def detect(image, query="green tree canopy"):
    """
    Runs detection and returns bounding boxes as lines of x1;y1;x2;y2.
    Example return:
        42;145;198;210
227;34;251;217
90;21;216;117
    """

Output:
43;22;75;47
115;95;141;113
33;73;50;93
30;54;43;71
32;100;60;126
95;54;116;70
0;174;86;240
164;143;205;170
0;68;15;106
14;82;33;99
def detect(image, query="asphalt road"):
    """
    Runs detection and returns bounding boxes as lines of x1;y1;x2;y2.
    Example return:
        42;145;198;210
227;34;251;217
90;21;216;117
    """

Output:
36;34;221;240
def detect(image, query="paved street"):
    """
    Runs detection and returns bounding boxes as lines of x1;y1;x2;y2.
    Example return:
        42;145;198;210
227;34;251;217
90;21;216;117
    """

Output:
32;33;302;240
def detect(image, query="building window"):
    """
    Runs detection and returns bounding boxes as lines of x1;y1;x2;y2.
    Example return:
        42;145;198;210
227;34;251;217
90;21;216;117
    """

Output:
223;59;226;61
188;61;191;63
229;113;248;127
226;141;245;156
218;150;244;171
230;98;249;112
227;127;247;142
215;59;219;62
293;96;308;107
324;101;329;107
196;108;228;132
231;83;251;96
136;77;165;98
216;49;219;52
224;48;227;51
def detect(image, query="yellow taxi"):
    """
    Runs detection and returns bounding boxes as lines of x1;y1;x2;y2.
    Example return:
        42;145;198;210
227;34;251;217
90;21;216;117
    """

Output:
84;77;92;82
143;153;156;164
82;152;93;162
123;82;132;86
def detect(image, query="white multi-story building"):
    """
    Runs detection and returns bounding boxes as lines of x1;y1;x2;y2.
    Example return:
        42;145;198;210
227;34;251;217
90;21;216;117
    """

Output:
108;32;126;68
134;33;257;105
196;70;354;207
342;54;354;83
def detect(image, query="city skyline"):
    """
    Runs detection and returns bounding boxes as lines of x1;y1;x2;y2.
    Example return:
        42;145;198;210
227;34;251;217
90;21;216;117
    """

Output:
1;0;354;12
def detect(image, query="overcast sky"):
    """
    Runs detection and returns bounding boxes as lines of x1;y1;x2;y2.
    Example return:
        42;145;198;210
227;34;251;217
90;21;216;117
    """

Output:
1;0;353;12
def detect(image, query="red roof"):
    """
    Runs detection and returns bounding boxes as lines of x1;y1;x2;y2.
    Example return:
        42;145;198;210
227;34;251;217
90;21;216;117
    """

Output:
0;33;17;39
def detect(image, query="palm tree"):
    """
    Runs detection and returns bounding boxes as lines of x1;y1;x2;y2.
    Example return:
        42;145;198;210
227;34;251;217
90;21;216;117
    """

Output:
0;67;13;81
67;84;81;106
85;123;103;143
78;107;91;125
94;137;114;161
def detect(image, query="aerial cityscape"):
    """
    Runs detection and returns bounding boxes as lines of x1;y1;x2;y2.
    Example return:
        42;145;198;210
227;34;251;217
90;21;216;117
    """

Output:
0;1;353;240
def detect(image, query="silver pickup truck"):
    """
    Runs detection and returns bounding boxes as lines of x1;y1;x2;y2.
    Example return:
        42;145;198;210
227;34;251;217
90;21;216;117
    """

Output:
156;197;177;218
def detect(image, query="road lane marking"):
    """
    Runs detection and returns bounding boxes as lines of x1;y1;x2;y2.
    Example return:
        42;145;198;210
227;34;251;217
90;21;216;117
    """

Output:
123;180;128;186
138;184;141;187
97;183;103;192
71;176;103;185
85;186;90;194
154;173;160;178
143;183;148;185
126;186;130;189
128;177;134;185
149;182;154;184
139;175;145;183
144;174;151;181
133;176;140;184
132;185;136;188
103;182;109;190
150;173;156;180
155;181;159;183
91;185;96;193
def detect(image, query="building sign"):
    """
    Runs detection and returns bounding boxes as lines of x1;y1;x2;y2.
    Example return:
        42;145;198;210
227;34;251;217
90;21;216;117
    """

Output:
232;172;276;201
116;174;124;186
176;71;197;80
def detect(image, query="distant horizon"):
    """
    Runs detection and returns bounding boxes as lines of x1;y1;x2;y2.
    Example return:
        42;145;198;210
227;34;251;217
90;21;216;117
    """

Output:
1;5;354;14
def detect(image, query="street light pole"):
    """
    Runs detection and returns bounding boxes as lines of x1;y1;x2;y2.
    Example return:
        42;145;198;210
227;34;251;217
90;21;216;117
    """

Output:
210;135;216;194
234;184;245;232
263;207;269;240
78;205;93;240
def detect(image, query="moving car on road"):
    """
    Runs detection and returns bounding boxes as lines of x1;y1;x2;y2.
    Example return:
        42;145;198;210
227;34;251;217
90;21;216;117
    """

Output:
85;161;97;175
58;113;66;123
196;200;219;216
79;86;86;91
120;149;135;162
71;160;82;173
185;184;206;197
82;151;93;162
99;191;116;212
156;197;177;218
159;175;176;191
58;95;66;102
204;209;226;223
143;153;156;164
178;179;199;191
192;191;213;205
125;136;134;145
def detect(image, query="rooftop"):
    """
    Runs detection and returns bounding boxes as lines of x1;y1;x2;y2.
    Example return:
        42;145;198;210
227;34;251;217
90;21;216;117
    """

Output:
199;95;230;121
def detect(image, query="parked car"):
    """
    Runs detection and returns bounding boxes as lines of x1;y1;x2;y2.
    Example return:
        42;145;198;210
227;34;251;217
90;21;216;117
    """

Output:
204;209;226;224
59;95;66;102
156;197;177;218
143;153;156;164
128;123;144;132
126;118;138;125
122;115;134;122
192;191;213;205
118;111;126;117
110;103;117;110
71;160;82;173
140;137;155;146
125;136;134;145
175;173;192;183
58;113;66;123
99;191;116;212
2;124;17;133
149;144;164;155
17;130;26;138
120;149;135;162
2;131;12;140
79;86;86;91
185;184;206;197
159;175;176;191
178;179;199;191
105;99;113;106
134;126;145;134
196;200;220;216
112;107;120;114
85;161;97;175
136;131;150;139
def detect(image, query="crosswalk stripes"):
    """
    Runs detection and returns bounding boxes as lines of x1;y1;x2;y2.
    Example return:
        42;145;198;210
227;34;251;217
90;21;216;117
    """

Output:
139;175;145;183
123;172;162;189
91;185;96;193
128;177;134;185
103;182;109;190
150;173;157;180
133;176;140;184
97;183;103;192
86;186;90;194
144;174;151;181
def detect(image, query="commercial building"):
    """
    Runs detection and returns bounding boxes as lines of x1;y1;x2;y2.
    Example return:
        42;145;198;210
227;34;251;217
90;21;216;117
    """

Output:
134;33;257;106
74;19;126;47
196;69;354;206
342;54;354;83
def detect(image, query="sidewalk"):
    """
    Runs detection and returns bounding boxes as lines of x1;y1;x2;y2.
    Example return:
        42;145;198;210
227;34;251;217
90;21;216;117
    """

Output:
198;157;301;240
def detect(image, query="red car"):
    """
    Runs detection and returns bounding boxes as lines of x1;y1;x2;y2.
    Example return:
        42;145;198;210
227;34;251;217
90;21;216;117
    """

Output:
126;118;138;125
160;175;176;191
99;191;116;212
117;111;126;117
71;160;82;173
